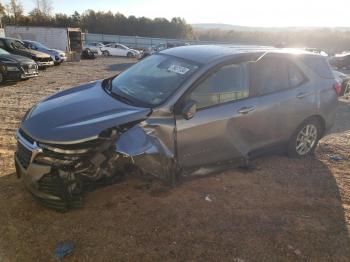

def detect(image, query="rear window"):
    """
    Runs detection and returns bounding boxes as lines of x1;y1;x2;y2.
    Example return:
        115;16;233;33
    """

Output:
250;57;290;95
300;55;334;79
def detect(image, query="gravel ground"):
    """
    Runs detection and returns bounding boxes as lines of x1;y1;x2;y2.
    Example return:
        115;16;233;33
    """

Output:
0;57;349;261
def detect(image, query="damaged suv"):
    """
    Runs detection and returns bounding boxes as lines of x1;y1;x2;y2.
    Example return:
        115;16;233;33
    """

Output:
15;45;338;211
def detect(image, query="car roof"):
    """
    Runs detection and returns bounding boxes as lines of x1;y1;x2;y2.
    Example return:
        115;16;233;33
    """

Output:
161;45;318;64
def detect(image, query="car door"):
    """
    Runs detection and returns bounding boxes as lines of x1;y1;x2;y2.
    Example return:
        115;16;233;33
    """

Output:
115;44;128;56
175;62;260;168
248;54;316;147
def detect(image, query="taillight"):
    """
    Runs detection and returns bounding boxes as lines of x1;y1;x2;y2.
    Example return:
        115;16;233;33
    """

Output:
333;82;342;96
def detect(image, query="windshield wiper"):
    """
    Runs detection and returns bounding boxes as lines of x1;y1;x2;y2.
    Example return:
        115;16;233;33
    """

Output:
103;80;135;104
110;91;135;104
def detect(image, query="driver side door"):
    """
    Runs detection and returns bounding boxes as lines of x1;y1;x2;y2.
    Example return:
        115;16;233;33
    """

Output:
175;62;255;168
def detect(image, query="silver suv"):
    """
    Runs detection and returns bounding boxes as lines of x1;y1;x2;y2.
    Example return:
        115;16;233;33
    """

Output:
15;45;338;211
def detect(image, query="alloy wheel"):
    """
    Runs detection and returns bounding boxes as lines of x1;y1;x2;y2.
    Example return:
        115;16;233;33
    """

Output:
295;124;318;155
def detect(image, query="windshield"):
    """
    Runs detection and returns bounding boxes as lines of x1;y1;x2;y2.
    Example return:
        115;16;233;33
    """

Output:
0;48;9;55
32;41;48;50
118;44;128;49
12;40;27;49
110;54;199;107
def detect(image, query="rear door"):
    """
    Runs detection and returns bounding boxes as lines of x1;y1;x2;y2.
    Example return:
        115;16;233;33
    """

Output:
249;55;315;145
115;44;128;56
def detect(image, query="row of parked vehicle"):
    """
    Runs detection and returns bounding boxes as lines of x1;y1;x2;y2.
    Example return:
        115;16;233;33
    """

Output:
0;36;67;84
83;41;188;60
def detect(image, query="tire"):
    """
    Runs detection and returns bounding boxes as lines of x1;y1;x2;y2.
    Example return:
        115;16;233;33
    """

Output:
102;50;110;56
127;52;133;58
287;118;323;158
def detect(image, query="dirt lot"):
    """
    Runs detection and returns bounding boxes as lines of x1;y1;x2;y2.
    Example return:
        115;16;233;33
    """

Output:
0;57;349;261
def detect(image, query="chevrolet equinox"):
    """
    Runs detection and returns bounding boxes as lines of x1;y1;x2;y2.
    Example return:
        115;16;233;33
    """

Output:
15;45;338;211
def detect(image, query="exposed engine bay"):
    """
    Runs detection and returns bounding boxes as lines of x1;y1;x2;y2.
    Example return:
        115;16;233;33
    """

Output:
15;121;175;212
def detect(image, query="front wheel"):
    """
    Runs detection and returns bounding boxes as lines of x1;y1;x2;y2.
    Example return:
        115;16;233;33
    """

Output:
127;52;133;58
288;119;322;158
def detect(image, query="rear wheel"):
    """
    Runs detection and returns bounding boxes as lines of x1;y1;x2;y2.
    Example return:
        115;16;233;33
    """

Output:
288;119;322;158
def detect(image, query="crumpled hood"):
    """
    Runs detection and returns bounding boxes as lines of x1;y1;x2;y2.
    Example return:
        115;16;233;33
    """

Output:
21;81;151;144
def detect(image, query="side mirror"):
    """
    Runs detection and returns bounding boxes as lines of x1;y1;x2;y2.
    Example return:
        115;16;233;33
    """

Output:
182;100;197;120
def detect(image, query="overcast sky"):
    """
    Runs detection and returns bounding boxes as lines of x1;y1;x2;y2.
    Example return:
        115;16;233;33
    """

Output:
14;0;350;27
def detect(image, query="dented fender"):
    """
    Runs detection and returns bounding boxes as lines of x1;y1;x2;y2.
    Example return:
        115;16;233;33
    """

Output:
115;121;175;180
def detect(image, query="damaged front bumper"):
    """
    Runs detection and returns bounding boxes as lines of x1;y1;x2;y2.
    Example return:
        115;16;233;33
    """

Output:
15;156;68;209
15;121;176;211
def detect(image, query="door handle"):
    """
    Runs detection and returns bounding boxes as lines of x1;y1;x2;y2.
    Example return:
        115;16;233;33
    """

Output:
296;92;311;99
237;106;255;114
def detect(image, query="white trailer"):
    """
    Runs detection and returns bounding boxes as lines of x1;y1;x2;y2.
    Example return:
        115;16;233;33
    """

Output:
4;26;82;52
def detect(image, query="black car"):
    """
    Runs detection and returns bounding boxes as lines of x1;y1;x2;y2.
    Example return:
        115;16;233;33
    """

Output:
0;48;38;83
0;37;54;69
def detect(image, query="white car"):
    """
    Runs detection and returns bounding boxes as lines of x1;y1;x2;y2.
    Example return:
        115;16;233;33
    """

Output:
100;43;141;58
83;42;104;55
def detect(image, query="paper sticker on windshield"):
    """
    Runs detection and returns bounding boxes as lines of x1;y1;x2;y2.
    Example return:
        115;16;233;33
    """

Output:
168;64;190;75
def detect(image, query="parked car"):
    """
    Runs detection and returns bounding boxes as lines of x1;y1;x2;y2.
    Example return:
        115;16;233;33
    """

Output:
304;48;328;57
140;42;188;59
100;43;141;58
0;37;54;69
14;45;338;211
329;52;350;69
22;40;66;65
83;42;104;55
81;48;96;60
333;70;350;96
0;48;38;83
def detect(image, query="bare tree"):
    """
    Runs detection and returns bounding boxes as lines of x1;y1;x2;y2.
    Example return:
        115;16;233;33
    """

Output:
32;0;52;16
0;2;5;15
6;0;24;24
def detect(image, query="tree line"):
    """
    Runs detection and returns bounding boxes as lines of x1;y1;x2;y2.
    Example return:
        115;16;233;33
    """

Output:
0;0;196;39
1;0;349;52
196;29;350;53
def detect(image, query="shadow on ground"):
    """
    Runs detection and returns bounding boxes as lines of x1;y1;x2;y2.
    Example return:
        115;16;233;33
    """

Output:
0;155;349;261
329;99;350;134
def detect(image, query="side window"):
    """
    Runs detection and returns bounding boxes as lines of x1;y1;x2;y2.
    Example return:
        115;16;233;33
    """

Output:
250;57;289;95
190;63;249;109
288;62;306;88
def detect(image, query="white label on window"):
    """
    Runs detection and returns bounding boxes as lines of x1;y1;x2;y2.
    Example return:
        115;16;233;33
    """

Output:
168;64;190;75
